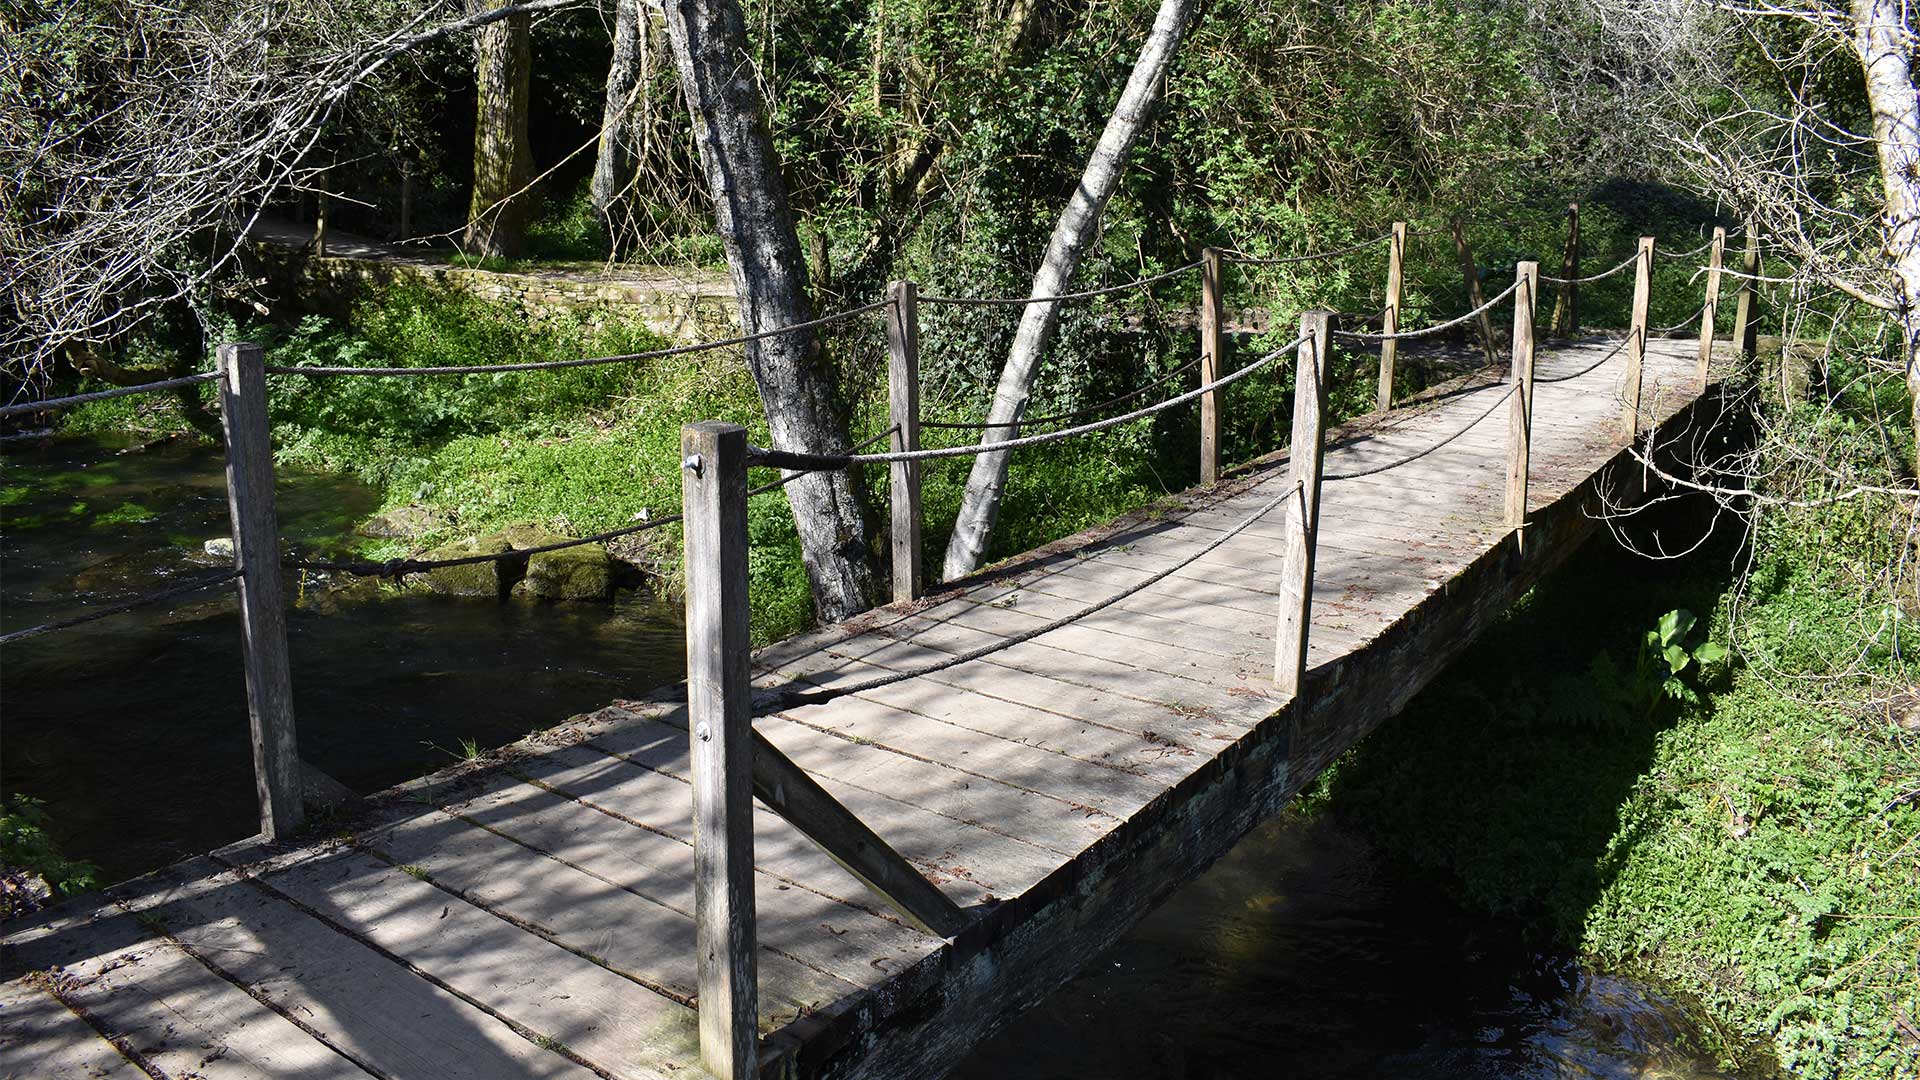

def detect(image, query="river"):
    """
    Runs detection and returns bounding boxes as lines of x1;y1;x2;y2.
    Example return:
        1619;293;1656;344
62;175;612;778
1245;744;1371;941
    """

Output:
1;434;1735;1078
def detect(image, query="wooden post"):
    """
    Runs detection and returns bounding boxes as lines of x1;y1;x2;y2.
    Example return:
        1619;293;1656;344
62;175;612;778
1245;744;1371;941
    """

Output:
1731;220;1761;361
216;343;303;841
1550;202;1580;336
1696;226;1726;388
680;421;757;1080
1274;311;1331;697
1199;248;1225;484
398;162;414;242
1505;262;1539;531
1449;217;1496;364
1376;223;1406;411
1622;236;1655;441
885;281;922;603
313;171;329;258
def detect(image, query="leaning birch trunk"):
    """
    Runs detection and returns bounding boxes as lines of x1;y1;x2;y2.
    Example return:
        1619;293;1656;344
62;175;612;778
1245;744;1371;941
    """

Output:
661;0;879;622
1851;0;1920;442
591;0;645;233
939;0;1196;580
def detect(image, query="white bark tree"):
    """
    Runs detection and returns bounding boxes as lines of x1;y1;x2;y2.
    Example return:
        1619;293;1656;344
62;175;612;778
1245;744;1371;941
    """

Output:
939;0;1197;580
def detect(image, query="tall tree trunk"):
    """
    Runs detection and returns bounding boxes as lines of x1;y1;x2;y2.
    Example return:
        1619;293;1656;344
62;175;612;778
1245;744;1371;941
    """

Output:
661;0;880;622
466;0;534;258
591;0;645;233
1851;0;1920;446
939;0;1196;581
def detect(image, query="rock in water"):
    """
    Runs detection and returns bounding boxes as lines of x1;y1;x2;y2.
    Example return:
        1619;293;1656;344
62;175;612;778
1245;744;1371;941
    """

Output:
418;536;515;597
503;525;615;602
356;505;443;540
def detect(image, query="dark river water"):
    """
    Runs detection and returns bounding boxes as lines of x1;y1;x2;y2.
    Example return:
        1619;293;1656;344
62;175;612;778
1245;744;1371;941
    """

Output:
1;434;1734;1078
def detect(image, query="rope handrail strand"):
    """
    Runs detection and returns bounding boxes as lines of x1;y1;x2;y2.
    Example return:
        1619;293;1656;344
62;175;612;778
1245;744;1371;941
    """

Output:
0;372;222;419
752;481;1299;715
917;260;1203;307
1336;279;1523;342
750;333;1310;470
291;427;898;577
1652;303;1708;334
1534;334;1631;384
262;300;891;377
919;358;1202;431
1714;266;1804;284
1539;251;1642;286
1221;232;1392;266
1656;237;1719;260
0;569;240;646
1324;382;1517;481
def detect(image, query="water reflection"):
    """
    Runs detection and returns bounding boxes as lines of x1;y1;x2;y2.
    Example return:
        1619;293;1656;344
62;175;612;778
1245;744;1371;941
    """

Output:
2;435;686;881
953;812;1733;1079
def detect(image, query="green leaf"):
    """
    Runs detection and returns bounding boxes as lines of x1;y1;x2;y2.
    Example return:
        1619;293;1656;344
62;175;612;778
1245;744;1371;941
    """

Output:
1664;643;1692;673
1658;608;1696;647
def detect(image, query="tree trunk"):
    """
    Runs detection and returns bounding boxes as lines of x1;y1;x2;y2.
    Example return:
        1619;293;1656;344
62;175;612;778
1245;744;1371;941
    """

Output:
661;0;880;622
939;0;1197;581
1851;0;1920;446
466;0;534;259
591;0;645;232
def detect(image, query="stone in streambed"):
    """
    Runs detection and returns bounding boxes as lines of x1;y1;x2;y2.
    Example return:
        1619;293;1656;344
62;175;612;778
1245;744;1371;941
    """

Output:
418;536;515;597
356;505;444;540
502;525;614;602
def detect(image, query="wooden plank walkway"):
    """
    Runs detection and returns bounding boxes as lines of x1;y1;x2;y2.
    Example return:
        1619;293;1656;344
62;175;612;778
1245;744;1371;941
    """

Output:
2;336;1716;1080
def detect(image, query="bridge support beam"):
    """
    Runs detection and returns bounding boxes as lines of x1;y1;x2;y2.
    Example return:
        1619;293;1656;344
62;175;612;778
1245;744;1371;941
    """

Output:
1376;223;1406;411
1199;248;1225;484
218;342;304;842
886;281;923;602
681;421;758;1080
1505;262;1539;533
1275;311;1331;697
1698;227;1726;388
1621;236;1654;441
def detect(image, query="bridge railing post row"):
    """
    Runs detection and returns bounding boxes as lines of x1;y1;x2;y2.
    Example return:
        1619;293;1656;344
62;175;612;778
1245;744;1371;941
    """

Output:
886;280;923;602
1551;202;1580;336
1697;226;1727;388
1376;223;1406;411
1506;262;1539;532
680;421;758;1080
1449;218;1497;365
1731;219;1761;364
1274;311;1332;697
1199;248;1225;484
217;343;304;841
1621;236;1654;441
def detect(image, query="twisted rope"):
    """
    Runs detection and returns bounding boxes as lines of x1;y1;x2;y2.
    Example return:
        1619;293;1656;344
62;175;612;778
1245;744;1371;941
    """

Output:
0;570;240;646
1651;304;1708;334
1539;251;1641;285
1336;280;1522;342
1534;335;1631;384
262;301;890;377
0;372;221;419
752;481;1299;715
1656;237;1720;260
919;359;1202;431
918;261;1203;307
750;334;1309;470
1324;383;1517;481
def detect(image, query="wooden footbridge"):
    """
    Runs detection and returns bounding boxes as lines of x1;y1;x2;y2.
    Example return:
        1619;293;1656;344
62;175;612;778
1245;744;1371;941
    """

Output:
1;222;1758;1080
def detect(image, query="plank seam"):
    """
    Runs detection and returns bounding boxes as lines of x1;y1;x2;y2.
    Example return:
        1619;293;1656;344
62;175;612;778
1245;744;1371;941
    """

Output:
11;973;170;1080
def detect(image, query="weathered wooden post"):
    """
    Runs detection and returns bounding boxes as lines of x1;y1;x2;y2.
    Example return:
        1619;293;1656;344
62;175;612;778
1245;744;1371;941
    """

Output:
1275;311;1332;697
1449;217;1497;365
1697;226;1727;388
1550;202;1581;336
1621;236;1655;440
313;171;329;258
216;343;303;841
398;161;414;242
886;281;923;602
1376;223;1406;411
1506;262;1539;531
680;421;758;1080
1731;220;1761;362
1199;248;1226;484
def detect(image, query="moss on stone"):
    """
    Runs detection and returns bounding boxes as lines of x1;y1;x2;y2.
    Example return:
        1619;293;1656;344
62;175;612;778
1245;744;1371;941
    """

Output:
419;536;514;597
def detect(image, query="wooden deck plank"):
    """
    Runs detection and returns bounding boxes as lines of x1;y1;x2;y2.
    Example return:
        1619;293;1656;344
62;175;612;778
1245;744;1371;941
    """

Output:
0;978;143;1080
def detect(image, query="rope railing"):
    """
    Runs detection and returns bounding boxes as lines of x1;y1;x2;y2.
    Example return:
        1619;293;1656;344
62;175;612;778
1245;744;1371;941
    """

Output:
0;569;241;646
1656;236;1720;260
1534;334;1632;384
749;334;1309;471
0;372;222;419
1336;279;1523;342
1323;382;1517;482
918;260;1203;307
919;359;1202;432
1652;303;1708;334
1540;251;1641;286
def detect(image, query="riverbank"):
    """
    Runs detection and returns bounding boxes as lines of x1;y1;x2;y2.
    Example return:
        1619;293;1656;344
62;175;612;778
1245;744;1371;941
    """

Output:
1306;426;1919;1077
